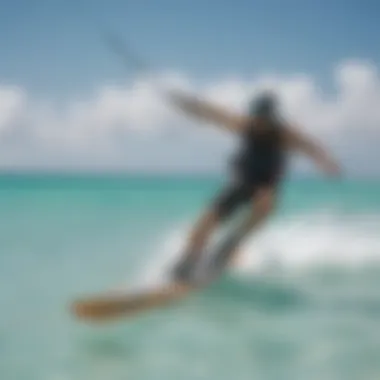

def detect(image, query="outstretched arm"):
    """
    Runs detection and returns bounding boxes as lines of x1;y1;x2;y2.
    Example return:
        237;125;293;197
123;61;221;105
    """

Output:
285;127;342;177
167;90;247;133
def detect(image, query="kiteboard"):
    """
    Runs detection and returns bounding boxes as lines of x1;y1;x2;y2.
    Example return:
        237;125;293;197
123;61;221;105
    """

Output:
71;237;240;323
71;279;209;323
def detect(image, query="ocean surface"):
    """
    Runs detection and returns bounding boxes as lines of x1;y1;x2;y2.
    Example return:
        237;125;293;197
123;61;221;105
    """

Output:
1;174;380;380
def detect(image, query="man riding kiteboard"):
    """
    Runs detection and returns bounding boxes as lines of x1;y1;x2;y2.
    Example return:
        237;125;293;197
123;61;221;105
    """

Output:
168;90;342;283
70;89;343;323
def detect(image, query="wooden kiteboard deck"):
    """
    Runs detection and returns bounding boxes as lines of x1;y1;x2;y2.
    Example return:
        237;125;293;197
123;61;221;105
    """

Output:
71;243;239;323
71;280;208;323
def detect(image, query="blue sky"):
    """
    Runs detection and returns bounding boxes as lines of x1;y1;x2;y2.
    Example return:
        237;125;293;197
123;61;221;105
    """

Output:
0;0;380;175
1;0;379;98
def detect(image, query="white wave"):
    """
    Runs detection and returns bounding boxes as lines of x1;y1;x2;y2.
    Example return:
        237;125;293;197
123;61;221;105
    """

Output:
134;209;380;288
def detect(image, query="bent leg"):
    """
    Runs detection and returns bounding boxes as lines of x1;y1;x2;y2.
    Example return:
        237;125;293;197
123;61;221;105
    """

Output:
171;181;251;282
211;186;277;271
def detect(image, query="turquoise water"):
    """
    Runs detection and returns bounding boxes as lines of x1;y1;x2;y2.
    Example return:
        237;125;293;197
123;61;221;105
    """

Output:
1;174;380;380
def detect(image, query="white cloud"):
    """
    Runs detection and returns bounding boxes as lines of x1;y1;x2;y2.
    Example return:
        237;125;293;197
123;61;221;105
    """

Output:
0;59;380;176
0;86;27;135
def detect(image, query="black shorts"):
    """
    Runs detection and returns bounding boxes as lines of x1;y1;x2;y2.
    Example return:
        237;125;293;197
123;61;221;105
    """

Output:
212;171;280;221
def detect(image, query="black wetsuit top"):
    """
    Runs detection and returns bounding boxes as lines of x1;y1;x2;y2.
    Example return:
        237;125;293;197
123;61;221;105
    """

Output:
233;117;286;186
